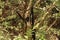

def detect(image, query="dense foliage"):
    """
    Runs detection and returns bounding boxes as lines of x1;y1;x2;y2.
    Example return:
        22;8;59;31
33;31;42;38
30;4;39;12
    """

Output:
0;0;60;40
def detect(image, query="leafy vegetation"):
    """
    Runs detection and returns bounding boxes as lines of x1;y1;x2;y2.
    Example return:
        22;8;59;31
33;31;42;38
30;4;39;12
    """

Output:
0;0;60;40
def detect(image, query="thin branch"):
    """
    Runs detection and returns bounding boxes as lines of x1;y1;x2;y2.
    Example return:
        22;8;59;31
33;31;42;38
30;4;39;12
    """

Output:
46;19;57;32
34;0;41;7
25;0;33;18
33;1;57;30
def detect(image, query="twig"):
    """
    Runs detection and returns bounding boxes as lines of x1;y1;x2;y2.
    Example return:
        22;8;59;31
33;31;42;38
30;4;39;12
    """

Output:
25;0;33;18
46;19;57;32
34;0;41;7
33;1;57;30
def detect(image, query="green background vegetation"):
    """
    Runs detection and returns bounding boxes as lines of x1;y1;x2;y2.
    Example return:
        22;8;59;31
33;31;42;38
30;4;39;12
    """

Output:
0;0;60;40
